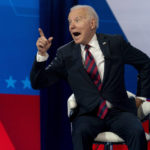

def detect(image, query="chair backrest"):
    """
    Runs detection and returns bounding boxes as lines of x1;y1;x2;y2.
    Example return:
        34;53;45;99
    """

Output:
67;91;150;120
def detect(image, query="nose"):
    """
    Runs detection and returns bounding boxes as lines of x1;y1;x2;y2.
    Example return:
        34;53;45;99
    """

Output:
69;21;76;30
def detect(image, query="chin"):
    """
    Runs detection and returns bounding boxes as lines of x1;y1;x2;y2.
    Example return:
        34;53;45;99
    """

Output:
74;38;85;44
74;41;80;44
74;40;82;44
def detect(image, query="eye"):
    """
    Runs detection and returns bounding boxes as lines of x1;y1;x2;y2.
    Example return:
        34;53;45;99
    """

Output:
75;18;79;23
74;17;82;23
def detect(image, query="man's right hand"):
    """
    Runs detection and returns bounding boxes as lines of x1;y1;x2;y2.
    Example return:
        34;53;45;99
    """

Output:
36;28;53;56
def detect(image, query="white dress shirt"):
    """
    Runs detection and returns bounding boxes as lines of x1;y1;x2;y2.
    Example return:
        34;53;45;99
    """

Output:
80;34;105;81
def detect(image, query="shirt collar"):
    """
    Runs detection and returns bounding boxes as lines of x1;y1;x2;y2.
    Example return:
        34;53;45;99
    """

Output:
80;34;98;50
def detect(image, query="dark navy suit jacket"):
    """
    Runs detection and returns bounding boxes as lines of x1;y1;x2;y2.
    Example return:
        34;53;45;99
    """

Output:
30;33;150;117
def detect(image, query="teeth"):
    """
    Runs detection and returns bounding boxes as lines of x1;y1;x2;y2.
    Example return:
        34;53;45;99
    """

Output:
73;32;80;36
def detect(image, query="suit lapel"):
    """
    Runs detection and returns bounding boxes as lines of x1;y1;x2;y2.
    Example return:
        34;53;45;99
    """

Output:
97;34;111;88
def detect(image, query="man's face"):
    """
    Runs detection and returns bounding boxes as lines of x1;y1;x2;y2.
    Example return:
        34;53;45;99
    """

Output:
68;8;96;45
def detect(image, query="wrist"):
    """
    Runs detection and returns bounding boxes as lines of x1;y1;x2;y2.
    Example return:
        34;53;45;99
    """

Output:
37;51;47;56
36;52;49;62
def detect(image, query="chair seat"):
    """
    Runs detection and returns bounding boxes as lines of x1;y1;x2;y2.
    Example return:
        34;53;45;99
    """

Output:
94;132;124;143
94;132;150;143
145;133;150;141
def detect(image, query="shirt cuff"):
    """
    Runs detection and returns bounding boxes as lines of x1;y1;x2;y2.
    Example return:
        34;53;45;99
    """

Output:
36;52;49;62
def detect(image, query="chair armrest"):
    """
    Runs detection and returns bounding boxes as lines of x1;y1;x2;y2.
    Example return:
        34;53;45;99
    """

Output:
67;94;77;117
126;91;136;98
126;91;150;120
138;101;150;120
67;91;150;120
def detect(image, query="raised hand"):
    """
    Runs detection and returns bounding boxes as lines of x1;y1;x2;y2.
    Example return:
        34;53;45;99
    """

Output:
36;28;53;56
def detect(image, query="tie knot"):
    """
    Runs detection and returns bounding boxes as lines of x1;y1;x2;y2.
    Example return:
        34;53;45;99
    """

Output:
84;44;91;50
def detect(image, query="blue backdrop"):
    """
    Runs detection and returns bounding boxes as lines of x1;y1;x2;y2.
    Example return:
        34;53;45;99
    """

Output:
0;0;41;150
0;0;140;150
0;0;39;95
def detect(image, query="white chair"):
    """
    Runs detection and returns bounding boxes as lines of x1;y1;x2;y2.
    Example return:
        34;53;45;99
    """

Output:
67;91;150;150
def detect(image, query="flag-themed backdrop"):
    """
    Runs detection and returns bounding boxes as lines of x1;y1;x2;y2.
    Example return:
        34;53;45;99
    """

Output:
0;0;149;150
0;0;40;150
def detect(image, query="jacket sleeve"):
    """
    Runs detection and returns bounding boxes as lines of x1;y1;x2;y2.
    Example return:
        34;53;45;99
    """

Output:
121;36;150;98
30;49;67;89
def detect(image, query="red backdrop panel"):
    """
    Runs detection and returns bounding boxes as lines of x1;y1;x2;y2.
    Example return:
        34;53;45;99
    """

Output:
0;94;40;150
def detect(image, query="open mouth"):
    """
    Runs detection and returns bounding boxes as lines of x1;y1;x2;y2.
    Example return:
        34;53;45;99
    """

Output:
73;32;81;37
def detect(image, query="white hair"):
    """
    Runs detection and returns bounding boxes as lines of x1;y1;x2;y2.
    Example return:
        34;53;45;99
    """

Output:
70;5;99;29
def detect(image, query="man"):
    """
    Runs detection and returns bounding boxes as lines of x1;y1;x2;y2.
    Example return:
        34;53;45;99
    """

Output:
30;5;150;150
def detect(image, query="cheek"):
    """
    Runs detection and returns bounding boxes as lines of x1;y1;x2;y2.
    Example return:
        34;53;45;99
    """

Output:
69;27;72;34
69;28;71;33
82;27;90;34
68;25;71;31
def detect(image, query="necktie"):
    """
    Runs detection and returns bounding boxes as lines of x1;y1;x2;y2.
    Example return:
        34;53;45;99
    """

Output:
84;44;108;119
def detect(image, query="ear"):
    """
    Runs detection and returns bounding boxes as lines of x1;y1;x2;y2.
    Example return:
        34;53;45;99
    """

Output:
90;19;96;30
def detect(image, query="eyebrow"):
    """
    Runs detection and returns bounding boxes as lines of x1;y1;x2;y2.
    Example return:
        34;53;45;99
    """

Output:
68;16;84;21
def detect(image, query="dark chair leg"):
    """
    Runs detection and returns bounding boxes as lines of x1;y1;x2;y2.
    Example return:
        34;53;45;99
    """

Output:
104;142;113;150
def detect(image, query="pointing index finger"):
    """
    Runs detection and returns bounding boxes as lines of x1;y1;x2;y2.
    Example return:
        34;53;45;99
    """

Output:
38;28;45;37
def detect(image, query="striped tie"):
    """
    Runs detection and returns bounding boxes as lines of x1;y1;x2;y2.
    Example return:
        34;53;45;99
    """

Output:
84;44;108;119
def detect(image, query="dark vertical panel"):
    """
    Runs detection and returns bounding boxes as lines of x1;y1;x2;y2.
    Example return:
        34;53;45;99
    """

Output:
39;0;78;150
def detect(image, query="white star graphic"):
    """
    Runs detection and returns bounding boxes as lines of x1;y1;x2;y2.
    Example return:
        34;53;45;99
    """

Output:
5;76;17;88
22;77;31;89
